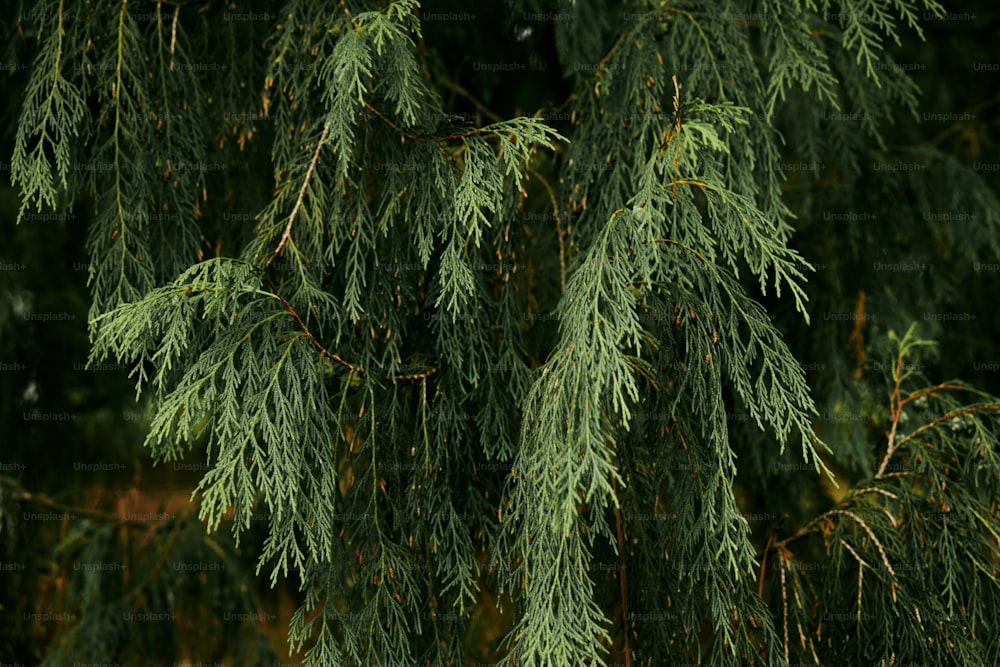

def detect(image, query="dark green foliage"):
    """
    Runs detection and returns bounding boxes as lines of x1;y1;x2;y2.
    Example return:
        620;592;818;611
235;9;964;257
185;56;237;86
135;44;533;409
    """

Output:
4;0;1000;665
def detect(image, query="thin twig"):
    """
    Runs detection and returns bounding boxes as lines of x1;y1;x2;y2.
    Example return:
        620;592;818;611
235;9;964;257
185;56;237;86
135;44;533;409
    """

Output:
364;101;481;145
169;5;179;69
1;477;191;530
829;510;894;576
839;539;868;622
624;358;658;391
894;404;1000;452
779;551;790;664
758;531;776;597
272;289;362;374
849;486;899;502
390;367;437;381
924;93;1000;150
652;237;706;261
875;348;906;478
271;287;436;382
363;102;426;142
527;165;566;291
610;472;631;667
436;75;504;124
266;118;331;269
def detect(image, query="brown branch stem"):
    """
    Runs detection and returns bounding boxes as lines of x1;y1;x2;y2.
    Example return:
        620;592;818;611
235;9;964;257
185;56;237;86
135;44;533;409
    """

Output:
1;476;192;530
272;289;360;373
272;289;435;382
436;76;504;124
527;165;566;291
610;472;631;667
266;118;331;269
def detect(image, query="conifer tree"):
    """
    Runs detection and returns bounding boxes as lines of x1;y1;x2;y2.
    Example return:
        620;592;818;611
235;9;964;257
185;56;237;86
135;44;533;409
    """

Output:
3;0;1000;665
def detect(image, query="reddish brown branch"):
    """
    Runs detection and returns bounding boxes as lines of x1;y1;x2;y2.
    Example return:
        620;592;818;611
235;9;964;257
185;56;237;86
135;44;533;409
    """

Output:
272;290;361;374
610;473;632;667
272;290;435;382
265;119;331;269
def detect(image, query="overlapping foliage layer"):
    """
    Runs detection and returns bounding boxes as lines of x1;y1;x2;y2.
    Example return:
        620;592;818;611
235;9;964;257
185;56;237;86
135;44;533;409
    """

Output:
5;0;1000;664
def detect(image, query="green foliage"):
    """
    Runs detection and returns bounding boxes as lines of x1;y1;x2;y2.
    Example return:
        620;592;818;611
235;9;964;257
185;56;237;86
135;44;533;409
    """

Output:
4;0;1000;665
11;2;88;219
768;325;1000;665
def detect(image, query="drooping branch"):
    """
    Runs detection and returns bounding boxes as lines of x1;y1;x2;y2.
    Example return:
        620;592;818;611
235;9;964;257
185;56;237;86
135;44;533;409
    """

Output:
265;118;331;269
